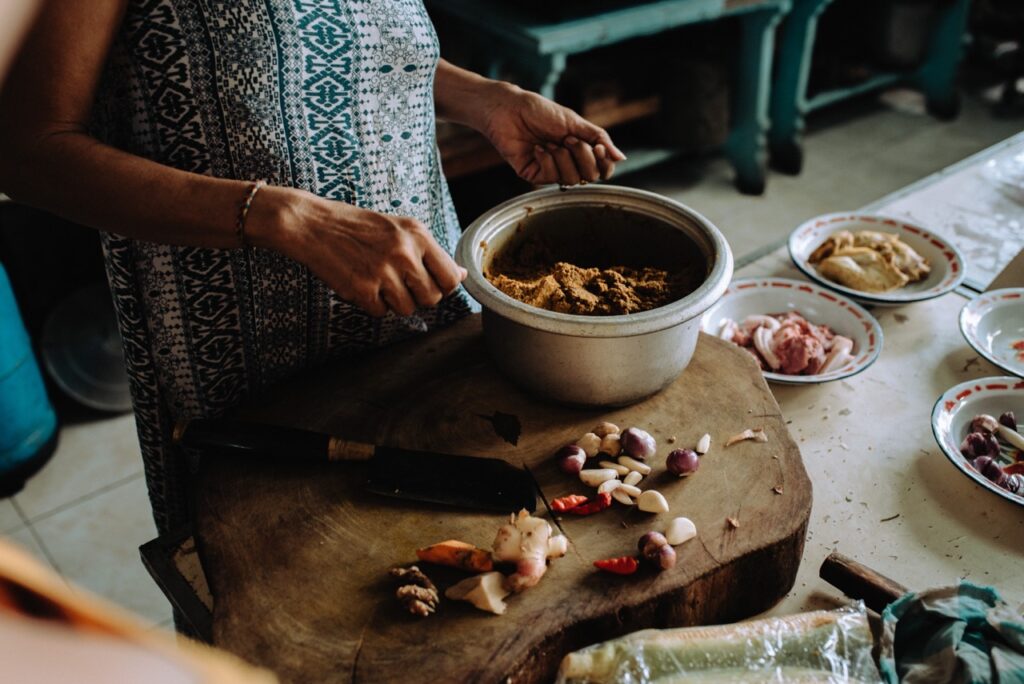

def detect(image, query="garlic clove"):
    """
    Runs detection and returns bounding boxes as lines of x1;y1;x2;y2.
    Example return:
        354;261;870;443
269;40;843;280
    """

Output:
599;460;631;476
611;489;635;506
445;572;510;615
696;433;711;455
576;432;601;458
579;468;620;487
665;517;697;545
617;455;652;475
597;479;621;494
623;471;643;487
593;422;620;438
618;483;641;497
599;433;622;457
547;535;569;559
637;490;670;513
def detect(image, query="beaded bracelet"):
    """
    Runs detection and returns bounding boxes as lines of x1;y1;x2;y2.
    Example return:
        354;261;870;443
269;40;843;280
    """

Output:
236;181;266;247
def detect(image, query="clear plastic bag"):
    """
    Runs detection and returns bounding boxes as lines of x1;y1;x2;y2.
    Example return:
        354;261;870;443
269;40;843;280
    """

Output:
983;151;1024;205
557;603;880;684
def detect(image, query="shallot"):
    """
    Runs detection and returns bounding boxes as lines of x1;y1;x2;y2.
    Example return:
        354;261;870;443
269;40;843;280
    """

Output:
666;449;699;477
620;427;657;461
555;445;586;475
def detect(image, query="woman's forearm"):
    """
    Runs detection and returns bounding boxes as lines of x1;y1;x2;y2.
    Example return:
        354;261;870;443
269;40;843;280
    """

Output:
0;127;298;252
433;58;516;132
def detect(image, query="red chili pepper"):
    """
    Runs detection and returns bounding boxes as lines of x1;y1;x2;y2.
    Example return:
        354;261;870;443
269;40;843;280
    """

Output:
551;494;589;513
566;492;613;515
593;556;639;575
1005;461;1024;476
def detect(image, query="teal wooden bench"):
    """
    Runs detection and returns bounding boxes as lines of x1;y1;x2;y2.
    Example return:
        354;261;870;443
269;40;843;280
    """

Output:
768;0;971;174
427;0;793;195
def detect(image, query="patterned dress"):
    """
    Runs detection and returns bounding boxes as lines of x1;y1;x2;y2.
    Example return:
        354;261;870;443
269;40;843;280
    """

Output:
93;0;474;534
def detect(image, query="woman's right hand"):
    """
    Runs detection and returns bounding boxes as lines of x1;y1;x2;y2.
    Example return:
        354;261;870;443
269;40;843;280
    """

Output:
249;187;467;318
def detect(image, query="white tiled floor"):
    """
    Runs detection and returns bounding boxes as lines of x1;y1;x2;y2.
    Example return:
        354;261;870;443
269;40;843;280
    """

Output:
1;415;170;629
0;86;1018;636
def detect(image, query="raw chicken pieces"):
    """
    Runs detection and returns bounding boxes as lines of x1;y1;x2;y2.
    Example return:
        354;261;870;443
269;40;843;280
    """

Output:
718;312;855;376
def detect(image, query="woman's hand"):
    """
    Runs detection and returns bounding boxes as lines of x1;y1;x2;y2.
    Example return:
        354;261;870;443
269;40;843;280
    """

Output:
434;61;626;187
250;188;467;318
479;84;627;186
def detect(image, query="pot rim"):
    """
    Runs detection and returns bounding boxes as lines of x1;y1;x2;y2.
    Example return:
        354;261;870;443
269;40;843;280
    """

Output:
456;185;734;338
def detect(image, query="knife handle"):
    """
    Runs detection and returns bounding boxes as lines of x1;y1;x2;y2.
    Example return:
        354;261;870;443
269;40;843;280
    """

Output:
173;418;375;462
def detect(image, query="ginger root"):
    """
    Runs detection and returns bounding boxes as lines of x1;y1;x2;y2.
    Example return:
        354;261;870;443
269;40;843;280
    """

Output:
390;565;439;617
445;572;511;615
493;509;568;593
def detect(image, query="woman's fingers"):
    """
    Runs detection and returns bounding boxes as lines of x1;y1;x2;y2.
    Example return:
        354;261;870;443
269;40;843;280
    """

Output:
564;136;600;183
380;271;418;317
422;239;465;296
532;145;559;184
547;143;581;186
595;144;616;180
403;265;444;308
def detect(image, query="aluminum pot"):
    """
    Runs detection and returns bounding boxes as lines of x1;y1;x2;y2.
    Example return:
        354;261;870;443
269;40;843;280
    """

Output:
456;185;733;407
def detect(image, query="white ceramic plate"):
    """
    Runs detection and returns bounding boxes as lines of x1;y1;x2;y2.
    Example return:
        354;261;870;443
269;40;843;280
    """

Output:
788;213;965;306
931;376;1024;507
700;277;883;385
959;288;1024;378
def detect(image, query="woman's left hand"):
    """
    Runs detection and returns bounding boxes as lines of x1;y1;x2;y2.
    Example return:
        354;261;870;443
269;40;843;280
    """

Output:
480;84;627;186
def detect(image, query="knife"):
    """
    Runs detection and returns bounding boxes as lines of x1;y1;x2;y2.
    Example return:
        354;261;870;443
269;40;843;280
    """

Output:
174;418;536;513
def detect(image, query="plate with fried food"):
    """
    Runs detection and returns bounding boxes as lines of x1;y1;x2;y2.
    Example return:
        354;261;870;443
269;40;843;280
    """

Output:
788;213;965;305
700;278;883;385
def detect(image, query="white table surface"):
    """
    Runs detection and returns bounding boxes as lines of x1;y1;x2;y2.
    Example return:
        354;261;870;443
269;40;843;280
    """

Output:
738;143;1024;618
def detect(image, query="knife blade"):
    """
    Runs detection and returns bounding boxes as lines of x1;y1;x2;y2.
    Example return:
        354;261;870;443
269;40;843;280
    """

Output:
174;418;537;513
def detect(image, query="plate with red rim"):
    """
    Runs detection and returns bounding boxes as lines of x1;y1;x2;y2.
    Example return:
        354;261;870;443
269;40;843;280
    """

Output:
788;212;966;306
931;376;1024;507
699;277;883;385
959;288;1024;378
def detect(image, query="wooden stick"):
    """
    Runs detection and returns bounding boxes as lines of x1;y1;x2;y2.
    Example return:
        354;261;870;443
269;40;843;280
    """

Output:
819;551;909;614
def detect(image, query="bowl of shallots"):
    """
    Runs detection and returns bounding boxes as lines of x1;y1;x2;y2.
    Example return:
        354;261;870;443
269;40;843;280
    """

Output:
699;277;883;385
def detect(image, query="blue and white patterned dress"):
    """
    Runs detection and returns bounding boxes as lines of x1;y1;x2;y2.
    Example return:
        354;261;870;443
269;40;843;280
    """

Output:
93;0;473;533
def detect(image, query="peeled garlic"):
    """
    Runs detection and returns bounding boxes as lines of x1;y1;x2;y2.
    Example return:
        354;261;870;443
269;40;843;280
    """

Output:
579;469;619;487
665;517;697;545
618;483;641;497
599;460;630;477
623;471;643;487
638;490;670;513
618;455;652;475
611;489;635;506
696;433;711;455
598;479;621;494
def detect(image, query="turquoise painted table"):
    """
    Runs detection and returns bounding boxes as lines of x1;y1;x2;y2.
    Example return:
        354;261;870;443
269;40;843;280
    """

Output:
427;0;792;195
768;0;971;174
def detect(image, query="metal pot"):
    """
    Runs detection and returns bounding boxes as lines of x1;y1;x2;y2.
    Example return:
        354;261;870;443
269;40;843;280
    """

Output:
456;186;733;407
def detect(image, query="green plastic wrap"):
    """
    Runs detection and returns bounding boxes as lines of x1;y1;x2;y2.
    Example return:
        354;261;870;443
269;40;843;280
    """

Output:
557;604;881;684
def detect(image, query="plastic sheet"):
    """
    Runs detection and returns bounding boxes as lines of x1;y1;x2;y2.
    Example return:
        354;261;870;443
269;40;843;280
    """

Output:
557;603;880;684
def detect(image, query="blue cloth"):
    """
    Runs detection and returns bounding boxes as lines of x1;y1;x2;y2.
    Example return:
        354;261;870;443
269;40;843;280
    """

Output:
879;582;1024;684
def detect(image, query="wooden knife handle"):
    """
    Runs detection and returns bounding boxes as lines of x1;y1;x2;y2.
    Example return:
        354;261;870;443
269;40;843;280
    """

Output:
819;551;909;614
174;418;375;462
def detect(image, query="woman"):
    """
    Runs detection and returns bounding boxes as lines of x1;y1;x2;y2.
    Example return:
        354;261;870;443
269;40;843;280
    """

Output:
0;1;623;533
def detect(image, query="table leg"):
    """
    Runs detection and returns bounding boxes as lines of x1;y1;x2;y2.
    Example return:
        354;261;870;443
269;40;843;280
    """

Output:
727;8;785;195
916;0;969;121
769;0;835;175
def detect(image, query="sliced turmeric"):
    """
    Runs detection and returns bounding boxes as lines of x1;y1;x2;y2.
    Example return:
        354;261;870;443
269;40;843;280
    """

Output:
416;540;494;573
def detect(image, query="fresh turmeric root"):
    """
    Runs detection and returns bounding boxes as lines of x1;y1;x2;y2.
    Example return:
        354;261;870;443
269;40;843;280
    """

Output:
416;539;493;573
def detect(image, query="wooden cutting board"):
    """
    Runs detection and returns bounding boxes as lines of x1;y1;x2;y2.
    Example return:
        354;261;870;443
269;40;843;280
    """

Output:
195;315;811;683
